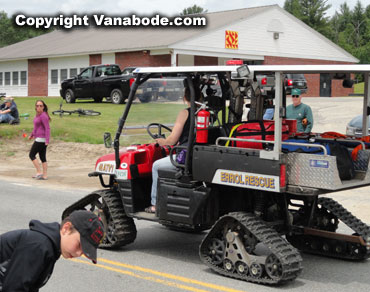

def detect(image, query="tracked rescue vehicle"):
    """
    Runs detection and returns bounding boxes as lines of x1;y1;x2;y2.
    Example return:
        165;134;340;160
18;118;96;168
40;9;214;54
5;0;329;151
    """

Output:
63;64;370;284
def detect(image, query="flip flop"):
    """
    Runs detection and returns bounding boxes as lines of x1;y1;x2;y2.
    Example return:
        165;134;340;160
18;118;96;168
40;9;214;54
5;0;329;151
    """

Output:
36;176;48;180
33;174;43;179
145;206;156;213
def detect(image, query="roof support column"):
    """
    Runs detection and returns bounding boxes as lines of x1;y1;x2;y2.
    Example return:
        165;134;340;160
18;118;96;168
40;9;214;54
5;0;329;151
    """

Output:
362;72;370;136
171;50;177;67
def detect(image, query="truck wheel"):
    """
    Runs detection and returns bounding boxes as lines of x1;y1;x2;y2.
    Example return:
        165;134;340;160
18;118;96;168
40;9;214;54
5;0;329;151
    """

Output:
65;89;76;103
94;97;103;103
138;92;152;103
111;88;124;104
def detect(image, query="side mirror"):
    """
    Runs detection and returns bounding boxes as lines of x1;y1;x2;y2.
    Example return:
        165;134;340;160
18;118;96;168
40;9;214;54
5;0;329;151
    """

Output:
237;65;250;78
104;132;112;148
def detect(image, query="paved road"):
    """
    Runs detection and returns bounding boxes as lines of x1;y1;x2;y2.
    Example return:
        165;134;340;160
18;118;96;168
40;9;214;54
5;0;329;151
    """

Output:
1;179;370;292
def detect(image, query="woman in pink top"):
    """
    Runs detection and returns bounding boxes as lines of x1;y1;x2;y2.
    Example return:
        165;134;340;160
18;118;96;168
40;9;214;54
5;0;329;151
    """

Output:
29;100;51;180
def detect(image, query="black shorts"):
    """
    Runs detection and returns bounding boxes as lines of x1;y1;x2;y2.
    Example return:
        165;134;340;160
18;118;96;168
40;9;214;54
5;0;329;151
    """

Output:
29;141;48;163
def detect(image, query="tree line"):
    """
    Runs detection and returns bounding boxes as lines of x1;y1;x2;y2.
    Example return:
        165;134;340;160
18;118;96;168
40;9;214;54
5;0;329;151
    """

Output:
0;2;369;66
0;11;52;48
284;0;370;64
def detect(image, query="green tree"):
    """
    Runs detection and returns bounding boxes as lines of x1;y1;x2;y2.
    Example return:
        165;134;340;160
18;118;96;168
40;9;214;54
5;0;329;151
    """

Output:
283;0;370;65
284;0;303;18
180;5;207;15
299;0;332;35
0;11;51;48
351;1;366;48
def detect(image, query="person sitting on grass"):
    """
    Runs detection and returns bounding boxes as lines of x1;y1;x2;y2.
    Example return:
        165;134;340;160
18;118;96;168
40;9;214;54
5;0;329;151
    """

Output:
0;210;105;292
0;97;19;125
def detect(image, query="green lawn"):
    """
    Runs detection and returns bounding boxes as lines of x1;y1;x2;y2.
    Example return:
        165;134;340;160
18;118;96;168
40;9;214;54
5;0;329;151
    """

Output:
0;97;185;145
354;82;364;94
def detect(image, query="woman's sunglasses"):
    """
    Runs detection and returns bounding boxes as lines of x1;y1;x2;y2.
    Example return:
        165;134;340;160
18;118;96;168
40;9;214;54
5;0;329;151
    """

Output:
292;95;300;98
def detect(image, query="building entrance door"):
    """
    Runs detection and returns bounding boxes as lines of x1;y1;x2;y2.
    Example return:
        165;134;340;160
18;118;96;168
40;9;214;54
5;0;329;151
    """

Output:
320;73;331;97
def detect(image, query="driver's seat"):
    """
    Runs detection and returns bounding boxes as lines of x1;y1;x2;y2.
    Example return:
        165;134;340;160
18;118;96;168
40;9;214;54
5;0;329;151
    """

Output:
158;166;180;180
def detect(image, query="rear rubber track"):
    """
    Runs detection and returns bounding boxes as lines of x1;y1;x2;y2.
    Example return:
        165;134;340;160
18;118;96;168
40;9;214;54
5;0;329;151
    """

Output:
200;212;302;284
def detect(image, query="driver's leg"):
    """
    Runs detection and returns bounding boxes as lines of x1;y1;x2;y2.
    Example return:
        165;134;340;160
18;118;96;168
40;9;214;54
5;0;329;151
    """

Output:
149;156;175;209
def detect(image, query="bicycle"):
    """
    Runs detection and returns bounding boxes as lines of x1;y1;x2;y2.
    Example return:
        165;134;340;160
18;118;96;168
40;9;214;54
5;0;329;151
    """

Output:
52;102;101;117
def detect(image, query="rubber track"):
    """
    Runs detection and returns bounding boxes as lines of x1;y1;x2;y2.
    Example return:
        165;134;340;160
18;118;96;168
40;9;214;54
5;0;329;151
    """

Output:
288;198;370;260
318;197;370;259
318;197;370;239
62;189;137;249
200;212;303;284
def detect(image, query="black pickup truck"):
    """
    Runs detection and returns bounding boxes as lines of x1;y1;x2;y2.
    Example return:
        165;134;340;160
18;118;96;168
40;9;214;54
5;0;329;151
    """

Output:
60;64;183;104
60;64;132;104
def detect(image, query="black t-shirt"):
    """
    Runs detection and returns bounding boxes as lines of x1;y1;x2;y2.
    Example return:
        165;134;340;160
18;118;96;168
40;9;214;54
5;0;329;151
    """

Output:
178;108;191;145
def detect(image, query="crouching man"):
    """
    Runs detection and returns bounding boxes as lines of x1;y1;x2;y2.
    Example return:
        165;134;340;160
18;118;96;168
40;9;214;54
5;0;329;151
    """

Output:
0;210;105;291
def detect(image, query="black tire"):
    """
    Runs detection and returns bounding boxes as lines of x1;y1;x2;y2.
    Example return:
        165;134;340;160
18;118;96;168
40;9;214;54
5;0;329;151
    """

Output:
52;110;73;117
110;88;124;104
62;190;137;248
94;97;103;103
80;110;101;116
65;89;76;103
138;92;152;103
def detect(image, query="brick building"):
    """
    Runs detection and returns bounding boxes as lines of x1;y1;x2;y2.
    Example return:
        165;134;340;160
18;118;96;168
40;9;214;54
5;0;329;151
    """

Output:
0;5;358;97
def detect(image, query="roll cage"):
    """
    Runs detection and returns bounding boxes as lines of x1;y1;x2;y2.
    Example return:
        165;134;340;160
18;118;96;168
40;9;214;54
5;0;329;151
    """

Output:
113;64;370;180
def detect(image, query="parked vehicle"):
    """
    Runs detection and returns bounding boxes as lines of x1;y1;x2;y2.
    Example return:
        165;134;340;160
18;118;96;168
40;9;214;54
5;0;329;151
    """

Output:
244;74;275;98
246;73;308;98
346;114;370;137
62;64;370;285
60;64;131;104
136;77;184;103
284;73;308;95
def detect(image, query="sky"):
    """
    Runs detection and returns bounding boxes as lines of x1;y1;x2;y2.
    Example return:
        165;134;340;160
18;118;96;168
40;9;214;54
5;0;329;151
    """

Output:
0;0;363;17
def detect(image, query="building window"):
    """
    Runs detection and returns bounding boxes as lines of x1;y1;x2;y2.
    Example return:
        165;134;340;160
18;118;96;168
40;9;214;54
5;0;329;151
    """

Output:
21;71;27;85
70;68;77;78
60;69;68;81
0;73;3;86
12;72;19;85
51;70;58;84
5;72;10;85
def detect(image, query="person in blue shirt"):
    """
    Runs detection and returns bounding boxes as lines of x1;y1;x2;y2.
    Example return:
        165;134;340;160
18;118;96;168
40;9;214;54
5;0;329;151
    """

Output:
263;108;274;120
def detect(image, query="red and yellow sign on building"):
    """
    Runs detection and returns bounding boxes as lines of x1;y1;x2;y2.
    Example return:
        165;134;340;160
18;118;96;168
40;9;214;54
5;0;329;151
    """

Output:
225;30;238;49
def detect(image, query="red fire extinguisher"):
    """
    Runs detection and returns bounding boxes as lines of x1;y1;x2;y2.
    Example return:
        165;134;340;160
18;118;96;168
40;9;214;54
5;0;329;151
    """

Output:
196;108;210;143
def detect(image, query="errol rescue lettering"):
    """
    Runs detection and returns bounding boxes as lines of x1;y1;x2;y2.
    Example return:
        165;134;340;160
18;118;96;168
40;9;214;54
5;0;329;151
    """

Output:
220;172;275;189
213;169;280;192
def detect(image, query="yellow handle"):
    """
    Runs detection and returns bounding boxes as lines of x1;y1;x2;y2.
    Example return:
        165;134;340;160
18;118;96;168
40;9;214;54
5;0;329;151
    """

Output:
225;124;242;147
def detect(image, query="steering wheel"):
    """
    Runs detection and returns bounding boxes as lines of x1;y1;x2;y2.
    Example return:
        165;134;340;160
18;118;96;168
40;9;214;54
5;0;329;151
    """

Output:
147;123;172;139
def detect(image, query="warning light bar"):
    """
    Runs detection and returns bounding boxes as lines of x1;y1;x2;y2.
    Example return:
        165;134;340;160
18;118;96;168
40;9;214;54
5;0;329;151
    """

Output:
226;60;243;65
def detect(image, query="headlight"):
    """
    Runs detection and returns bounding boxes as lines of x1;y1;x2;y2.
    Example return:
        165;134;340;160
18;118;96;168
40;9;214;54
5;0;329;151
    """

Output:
346;126;357;136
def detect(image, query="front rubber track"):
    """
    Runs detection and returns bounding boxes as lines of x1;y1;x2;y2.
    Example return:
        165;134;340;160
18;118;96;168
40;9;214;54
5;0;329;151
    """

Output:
62;189;137;248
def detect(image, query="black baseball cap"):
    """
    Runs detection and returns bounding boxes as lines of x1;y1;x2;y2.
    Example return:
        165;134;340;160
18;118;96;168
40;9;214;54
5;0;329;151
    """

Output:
69;210;105;264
